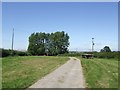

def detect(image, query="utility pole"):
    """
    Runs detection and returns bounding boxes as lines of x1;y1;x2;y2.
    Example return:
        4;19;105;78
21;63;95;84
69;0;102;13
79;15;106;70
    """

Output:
92;38;95;52
11;28;14;56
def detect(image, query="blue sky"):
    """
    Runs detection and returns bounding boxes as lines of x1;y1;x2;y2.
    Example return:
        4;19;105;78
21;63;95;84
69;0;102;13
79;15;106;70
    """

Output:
2;0;120;2
2;2;118;51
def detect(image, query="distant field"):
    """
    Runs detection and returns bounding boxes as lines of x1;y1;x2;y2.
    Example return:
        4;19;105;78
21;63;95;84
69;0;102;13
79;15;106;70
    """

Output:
2;56;69;88
80;58;118;88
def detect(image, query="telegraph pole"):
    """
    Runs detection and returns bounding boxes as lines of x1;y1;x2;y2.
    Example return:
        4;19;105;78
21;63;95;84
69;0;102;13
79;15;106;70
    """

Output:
92;38;95;52
11;28;14;56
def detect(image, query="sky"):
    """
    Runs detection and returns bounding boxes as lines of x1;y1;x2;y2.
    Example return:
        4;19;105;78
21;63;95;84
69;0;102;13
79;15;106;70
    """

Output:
2;0;120;2
2;2;118;51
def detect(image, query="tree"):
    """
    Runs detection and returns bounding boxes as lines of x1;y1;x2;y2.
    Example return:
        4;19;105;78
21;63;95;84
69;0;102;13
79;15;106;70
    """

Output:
28;31;69;55
48;31;69;55
100;46;111;52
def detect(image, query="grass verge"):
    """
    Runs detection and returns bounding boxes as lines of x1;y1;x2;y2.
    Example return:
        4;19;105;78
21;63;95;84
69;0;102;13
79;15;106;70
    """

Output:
2;56;69;88
79;57;118;88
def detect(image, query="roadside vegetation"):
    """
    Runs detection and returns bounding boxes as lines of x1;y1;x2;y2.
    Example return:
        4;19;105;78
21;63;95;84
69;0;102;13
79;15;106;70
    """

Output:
80;58;118;88
2;56;69;88
59;51;118;59
0;48;30;57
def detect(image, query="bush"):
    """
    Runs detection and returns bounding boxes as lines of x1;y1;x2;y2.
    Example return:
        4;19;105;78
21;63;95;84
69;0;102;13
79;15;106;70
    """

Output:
26;52;32;56
0;49;2;57
0;49;11;57
16;51;27;56
58;52;83;57
1;48;29;57
58;51;118;59
93;52;118;59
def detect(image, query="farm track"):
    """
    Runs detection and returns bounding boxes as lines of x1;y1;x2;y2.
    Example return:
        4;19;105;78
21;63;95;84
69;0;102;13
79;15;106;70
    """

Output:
28;57;86;88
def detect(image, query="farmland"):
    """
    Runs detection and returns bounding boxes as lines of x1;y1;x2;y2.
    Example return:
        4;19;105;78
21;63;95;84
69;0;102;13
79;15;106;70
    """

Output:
80;58;118;88
2;56;69;88
2;56;119;88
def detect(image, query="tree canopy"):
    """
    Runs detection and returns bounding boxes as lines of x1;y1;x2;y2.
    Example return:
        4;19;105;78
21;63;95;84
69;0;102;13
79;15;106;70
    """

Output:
28;31;69;55
100;46;111;52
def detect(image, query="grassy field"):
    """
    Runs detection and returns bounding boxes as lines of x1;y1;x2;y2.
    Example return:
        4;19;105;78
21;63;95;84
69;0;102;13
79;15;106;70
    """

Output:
79;57;118;88
0;58;2;90
2;56;69;88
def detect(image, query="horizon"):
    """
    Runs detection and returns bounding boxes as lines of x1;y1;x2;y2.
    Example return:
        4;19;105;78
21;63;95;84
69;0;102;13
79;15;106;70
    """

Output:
2;2;118;52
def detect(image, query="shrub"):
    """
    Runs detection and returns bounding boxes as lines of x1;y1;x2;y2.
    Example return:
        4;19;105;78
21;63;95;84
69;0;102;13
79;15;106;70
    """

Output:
58;52;83;57
1;49;11;57
0;49;2;57
1;48;29;57
93;52;118;59
16;51;27;56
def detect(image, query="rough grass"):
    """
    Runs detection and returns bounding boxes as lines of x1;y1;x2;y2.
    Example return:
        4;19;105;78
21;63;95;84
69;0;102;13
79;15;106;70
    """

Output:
2;56;69;88
0;58;2;90
79;58;118;88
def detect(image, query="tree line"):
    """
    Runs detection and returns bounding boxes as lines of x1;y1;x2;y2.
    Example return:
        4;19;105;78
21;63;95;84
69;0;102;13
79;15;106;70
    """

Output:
28;31;69;55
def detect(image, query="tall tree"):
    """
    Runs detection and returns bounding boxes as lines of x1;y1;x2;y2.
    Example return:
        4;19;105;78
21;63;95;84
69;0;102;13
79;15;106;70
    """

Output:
28;31;69;55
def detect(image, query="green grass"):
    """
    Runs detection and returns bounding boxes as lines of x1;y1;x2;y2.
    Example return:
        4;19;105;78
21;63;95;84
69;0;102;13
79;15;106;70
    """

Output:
0;58;2;90
79;57;118;88
2;56;69;88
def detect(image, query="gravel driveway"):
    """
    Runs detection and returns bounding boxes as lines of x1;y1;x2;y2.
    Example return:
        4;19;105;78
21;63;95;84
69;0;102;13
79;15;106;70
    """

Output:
28;57;85;88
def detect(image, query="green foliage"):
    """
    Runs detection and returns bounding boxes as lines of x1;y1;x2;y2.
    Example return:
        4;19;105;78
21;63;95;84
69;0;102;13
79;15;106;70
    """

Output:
16;51;27;56
100;46;111;52
28;31;69;56
58;52;83;57
0;49;11;57
0;48;28;57
58;51;118;59
0;49;1;57
93;52;118;59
